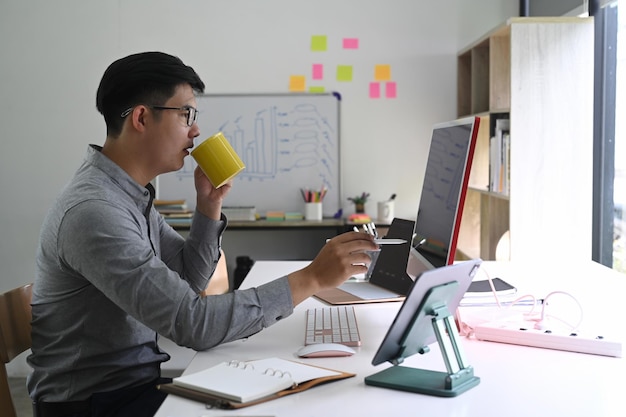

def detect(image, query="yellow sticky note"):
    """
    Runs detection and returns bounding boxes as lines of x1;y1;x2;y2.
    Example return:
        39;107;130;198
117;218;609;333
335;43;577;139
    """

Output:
311;35;327;52
336;65;353;82
374;64;391;81
289;75;306;92
309;86;325;93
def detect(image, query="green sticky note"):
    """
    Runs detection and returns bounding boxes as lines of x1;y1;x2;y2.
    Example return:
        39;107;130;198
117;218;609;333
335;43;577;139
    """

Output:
336;65;353;82
311;35;327;51
309;86;325;93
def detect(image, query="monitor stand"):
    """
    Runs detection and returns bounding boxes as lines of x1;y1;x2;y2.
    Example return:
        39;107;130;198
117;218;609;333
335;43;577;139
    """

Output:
364;285;480;397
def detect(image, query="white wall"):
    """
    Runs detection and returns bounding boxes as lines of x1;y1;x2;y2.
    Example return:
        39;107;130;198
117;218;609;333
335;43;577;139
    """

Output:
0;0;517;376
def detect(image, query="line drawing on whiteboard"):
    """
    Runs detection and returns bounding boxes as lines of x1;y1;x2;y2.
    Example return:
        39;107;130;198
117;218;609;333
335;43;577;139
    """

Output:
173;101;338;192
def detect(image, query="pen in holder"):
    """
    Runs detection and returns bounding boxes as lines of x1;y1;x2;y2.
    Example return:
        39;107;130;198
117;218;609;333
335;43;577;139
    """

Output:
301;186;326;221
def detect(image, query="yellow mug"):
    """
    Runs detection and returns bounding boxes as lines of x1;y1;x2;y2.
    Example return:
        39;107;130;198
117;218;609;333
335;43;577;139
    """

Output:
191;132;245;188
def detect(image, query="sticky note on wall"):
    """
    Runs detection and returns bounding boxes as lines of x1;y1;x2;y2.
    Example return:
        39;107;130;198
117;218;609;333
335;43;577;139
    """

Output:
369;82;381;99
312;64;323;80
311;35;327;51
374;64;391;81
289;75;306;92
385;82;397;98
336;65;353;82
343;38;359;49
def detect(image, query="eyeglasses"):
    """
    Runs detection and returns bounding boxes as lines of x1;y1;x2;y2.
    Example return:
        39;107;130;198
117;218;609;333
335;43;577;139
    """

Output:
120;105;198;127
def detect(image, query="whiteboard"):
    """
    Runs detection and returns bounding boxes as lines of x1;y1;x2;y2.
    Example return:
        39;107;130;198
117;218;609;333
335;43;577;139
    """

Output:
157;93;341;217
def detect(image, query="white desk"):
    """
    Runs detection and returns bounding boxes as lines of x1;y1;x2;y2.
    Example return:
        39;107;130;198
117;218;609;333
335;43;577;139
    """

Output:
156;260;625;417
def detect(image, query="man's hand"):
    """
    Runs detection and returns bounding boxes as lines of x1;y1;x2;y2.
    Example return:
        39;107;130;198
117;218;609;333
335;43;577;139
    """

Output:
287;231;380;305
194;166;232;220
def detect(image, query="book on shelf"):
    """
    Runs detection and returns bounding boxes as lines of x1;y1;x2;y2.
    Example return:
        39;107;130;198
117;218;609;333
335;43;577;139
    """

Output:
157;208;193;215
162;212;193;219
154;199;190;213
222;206;256;221
489;118;510;195
158;357;354;409
164;217;192;227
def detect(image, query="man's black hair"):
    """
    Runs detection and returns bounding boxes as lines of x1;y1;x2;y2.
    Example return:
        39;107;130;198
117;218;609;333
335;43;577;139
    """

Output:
96;51;205;137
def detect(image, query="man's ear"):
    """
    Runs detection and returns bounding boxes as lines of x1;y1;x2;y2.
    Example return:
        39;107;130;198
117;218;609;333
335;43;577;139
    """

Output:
130;105;149;132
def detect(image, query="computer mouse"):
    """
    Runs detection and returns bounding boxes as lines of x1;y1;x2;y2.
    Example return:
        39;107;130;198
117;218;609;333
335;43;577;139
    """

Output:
296;343;356;358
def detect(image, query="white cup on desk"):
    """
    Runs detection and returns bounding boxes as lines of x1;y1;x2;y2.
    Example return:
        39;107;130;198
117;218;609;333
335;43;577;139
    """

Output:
377;200;394;223
304;202;322;221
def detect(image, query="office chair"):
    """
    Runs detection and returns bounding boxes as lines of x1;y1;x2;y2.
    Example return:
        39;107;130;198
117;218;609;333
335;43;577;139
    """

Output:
0;283;33;417
200;249;230;296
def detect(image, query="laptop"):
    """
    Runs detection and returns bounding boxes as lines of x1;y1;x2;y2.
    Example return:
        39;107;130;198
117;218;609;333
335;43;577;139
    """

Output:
314;116;480;305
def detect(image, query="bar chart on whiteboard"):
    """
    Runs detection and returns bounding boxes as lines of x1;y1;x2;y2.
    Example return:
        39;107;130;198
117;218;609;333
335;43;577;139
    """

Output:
158;93;341;217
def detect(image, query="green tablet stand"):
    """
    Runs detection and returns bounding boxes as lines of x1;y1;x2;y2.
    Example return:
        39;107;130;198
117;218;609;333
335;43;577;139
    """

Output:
365;282;480;397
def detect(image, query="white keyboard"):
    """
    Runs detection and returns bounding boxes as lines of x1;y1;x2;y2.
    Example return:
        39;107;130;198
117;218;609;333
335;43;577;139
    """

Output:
305;306;361;347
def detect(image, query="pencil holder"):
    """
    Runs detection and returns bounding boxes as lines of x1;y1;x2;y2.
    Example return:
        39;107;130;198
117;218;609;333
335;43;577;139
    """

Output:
304;202;323;221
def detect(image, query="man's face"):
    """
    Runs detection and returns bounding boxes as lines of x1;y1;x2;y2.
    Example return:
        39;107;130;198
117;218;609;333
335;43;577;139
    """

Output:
145;84;200;175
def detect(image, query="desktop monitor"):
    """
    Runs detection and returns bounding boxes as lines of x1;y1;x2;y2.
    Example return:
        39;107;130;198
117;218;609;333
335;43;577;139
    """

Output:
406;116;479;279
314;116;478;305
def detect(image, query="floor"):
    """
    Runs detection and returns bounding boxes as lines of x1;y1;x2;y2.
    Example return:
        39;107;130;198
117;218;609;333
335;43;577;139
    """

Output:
8;377;32;417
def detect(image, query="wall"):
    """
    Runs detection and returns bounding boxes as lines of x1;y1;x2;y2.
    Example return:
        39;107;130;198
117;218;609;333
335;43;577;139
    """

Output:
0;0;517;376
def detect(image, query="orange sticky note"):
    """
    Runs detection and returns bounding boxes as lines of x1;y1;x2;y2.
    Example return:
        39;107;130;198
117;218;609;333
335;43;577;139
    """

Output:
289;75;306;92
336;65;353;82
369;82;381;99
374;64;391;81
311;35;327;51
385;82;397;98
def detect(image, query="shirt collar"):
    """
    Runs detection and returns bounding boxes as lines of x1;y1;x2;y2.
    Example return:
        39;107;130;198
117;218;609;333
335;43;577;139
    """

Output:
85;144;154;213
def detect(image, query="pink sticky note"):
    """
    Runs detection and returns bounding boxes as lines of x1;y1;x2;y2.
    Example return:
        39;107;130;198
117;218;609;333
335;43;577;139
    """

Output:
343;38;359;49
369;82;381;99
312;64;323;80
385;82;397;98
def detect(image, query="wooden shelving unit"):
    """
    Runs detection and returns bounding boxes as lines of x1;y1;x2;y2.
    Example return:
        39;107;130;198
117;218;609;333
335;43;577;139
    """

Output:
456;17;594;262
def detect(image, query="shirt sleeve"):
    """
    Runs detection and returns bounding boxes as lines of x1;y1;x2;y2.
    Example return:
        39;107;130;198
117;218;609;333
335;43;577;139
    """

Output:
57;200;294;350
156;208;226;293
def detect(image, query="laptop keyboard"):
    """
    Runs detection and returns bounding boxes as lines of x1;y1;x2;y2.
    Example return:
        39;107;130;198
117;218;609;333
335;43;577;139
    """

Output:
305;306;361;347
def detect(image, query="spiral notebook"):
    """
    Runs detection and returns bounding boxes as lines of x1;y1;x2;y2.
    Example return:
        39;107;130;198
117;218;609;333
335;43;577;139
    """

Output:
158;357;354;408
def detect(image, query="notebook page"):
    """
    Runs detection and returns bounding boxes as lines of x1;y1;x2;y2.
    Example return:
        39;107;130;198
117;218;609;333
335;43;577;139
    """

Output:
172;360;294;403
246;358;340;384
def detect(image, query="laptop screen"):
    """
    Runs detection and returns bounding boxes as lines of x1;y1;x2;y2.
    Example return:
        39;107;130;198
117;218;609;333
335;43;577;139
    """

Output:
408;116;479;278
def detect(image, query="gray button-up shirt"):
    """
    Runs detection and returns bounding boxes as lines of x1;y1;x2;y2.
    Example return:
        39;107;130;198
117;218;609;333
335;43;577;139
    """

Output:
28;145;293;402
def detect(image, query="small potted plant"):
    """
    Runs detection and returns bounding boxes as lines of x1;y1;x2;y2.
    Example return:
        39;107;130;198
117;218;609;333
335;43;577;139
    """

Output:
348;192;370;213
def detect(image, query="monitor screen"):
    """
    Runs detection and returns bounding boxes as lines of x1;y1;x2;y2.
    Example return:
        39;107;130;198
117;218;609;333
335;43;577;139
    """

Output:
408;117;479;278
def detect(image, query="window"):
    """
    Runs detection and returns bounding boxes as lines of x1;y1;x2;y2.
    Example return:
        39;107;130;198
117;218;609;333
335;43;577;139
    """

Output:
614;1;625;272
592;1;624;274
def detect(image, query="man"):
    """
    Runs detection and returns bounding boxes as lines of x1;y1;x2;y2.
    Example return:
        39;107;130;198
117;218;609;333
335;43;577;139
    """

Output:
28;51;377;417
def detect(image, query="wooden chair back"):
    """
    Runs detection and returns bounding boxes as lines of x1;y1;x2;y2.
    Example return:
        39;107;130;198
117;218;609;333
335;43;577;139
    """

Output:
0;283;33;417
